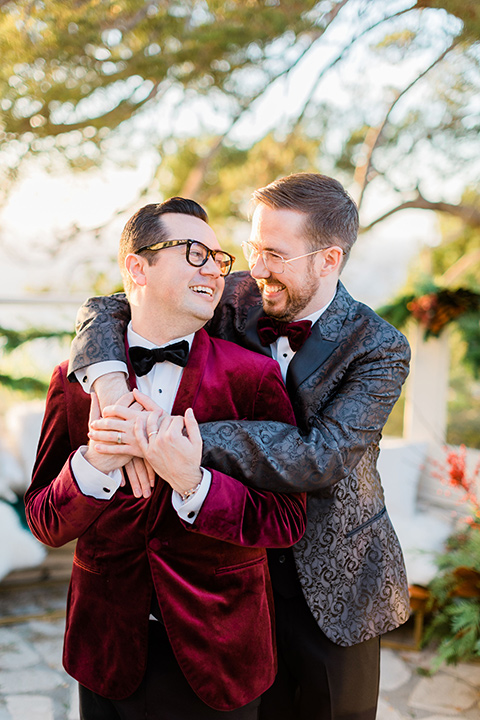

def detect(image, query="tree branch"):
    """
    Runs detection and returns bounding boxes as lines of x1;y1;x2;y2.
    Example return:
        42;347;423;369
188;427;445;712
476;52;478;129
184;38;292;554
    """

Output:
17;80;166;138
440;249;480;285
355;37;460;208
290;6;414;132
178;0;353;199
360;191;480;232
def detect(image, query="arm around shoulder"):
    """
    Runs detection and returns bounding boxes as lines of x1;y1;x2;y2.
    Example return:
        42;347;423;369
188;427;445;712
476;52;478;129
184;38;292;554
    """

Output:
67;293;131;380
189;356;306;547
200;327;410;493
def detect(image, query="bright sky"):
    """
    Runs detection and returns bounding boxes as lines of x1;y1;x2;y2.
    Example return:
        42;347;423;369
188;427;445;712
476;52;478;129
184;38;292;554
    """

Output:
0;0;468;324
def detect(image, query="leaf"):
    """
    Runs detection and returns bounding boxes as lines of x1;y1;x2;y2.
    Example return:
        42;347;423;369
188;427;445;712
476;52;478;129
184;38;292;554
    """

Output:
0;373;48;395
0;326;73;353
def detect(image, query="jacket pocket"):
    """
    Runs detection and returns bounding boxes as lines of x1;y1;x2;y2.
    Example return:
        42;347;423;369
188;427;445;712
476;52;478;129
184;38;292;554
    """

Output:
346;506;386;538
215;555;266;575
73;554;101;575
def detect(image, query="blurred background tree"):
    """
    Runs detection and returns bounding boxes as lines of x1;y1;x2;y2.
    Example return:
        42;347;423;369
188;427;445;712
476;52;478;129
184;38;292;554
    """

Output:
0;0;479;445
1;0;478;229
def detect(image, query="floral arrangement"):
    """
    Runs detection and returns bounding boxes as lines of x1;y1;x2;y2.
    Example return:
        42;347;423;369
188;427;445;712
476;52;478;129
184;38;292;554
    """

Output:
424;445;480;667
406;288;480;337
378;283;480;377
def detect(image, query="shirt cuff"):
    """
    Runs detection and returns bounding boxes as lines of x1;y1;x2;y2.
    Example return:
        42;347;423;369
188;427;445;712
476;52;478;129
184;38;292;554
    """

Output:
171;469;212;524
71;446;123;500
74;361;128;394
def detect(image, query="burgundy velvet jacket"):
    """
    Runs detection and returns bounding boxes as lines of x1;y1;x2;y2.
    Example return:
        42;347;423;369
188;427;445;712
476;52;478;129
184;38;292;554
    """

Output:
25;329;306;711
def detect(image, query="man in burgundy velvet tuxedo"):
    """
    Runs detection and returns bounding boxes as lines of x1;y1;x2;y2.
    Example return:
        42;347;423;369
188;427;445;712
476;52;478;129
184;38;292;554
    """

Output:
25;198;307;720
68;174;411;720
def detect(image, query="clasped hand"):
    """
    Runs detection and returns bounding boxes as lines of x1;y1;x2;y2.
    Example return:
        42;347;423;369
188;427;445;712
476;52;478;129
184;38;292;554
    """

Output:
88;389;203;499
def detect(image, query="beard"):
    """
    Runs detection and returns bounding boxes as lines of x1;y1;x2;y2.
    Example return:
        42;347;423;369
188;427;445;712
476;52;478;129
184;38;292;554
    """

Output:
257;265;321;322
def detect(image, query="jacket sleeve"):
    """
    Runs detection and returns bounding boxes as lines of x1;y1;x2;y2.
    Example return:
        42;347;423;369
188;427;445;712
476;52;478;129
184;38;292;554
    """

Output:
187;360;307;547
24;365;112;547
67;277;249;381
200;332;410;493
68;293;131;380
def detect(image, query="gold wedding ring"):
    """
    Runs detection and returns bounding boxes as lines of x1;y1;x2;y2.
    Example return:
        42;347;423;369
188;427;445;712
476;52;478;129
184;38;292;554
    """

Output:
148;430;158;439
116;432;123;444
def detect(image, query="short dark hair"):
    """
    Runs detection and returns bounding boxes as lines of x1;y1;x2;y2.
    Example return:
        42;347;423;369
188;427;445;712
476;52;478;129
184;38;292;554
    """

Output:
252;173;358;266
119;197;208;292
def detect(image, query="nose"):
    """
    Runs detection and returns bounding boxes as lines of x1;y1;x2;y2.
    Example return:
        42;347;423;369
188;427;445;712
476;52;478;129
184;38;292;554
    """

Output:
200;254;221;278
250;254;270;280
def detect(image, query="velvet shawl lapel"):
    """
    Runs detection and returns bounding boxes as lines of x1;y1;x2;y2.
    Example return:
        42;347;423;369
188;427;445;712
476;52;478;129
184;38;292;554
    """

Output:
126;329;210;416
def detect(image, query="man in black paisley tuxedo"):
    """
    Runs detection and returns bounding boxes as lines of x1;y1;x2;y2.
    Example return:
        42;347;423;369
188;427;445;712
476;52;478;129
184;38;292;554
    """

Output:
68;173;411;720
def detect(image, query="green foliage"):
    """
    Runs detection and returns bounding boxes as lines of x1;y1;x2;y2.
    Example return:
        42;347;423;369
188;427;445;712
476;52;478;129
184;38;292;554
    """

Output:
154;129;322;243
424;526;480;667
0;0;477;201
427;600;480;667
447;339;480;448
457;313;480;378
437;528;480;574
433;189;480;280
377;282;480;377
0;373;48;395
0;325;72;395
0;0;320;143
0;325;72;352
376;294;416;331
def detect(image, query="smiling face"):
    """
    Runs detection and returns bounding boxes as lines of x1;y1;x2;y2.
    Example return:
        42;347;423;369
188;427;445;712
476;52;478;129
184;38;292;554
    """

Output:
126;213;225;344
249;204;338;322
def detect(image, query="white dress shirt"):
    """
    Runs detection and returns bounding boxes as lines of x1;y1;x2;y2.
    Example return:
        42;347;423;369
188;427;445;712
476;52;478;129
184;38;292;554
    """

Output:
72;324;211;523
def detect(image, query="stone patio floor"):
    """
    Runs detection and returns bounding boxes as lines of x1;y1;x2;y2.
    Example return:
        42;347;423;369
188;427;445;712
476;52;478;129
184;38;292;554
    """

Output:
0;546;478;720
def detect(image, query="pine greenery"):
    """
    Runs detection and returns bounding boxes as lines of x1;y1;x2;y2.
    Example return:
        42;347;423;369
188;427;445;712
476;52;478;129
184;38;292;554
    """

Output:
0;325;72;396
424;525;480;667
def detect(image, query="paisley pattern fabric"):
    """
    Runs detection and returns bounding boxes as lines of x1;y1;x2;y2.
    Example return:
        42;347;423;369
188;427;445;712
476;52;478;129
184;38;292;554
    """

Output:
72;292;131;370
69;273;412;646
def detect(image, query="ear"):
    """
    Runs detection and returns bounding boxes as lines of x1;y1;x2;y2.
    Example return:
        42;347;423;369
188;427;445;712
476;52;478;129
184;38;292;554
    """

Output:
318;246;343;277
125;253;148;287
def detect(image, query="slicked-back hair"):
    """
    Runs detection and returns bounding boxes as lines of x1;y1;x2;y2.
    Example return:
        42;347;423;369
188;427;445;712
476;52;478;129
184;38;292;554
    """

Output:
119;197;209;293
252;173;358;267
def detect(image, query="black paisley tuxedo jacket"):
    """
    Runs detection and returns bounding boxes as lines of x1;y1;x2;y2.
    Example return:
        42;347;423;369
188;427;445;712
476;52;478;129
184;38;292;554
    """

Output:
69;273;411;647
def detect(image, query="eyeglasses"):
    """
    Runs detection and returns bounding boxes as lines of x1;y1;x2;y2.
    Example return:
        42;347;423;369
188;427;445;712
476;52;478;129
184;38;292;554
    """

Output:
241;241;345;275
137;238;236;277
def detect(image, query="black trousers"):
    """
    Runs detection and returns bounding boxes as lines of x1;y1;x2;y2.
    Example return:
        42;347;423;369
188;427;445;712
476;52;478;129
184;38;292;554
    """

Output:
259;591;380;720
79;621;260;720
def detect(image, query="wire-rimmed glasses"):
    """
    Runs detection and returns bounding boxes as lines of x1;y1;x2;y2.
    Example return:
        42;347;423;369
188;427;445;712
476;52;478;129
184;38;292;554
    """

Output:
241;241;338;274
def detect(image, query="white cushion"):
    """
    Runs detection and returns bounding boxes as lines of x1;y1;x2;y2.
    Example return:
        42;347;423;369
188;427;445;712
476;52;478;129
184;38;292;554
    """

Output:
0;501;46;581
393;512;452;586
379;439;453;586
379;439;427;522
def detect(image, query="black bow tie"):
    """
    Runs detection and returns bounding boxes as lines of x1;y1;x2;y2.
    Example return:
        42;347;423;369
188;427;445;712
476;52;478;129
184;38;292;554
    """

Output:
128;341;190;377
257;317;312;352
